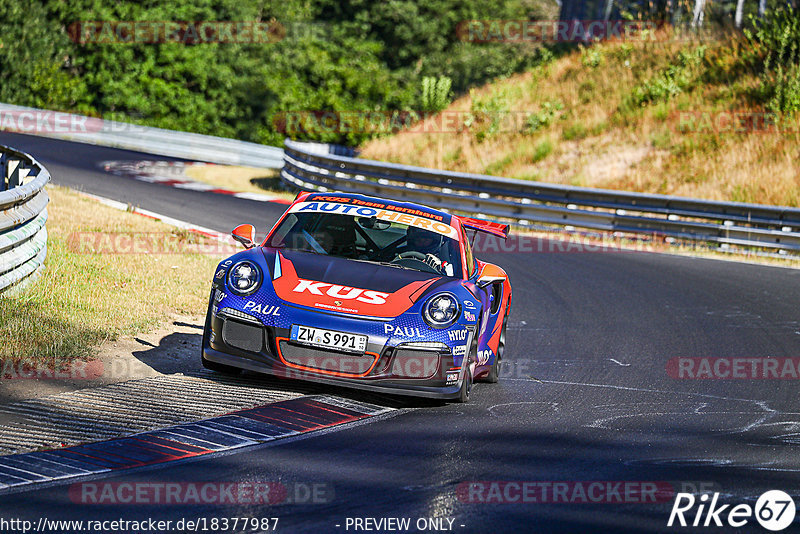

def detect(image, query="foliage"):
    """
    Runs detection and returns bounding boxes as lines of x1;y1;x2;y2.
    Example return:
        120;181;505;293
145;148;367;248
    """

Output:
0;0;552;146
580;46;604;69
421;76;452;111
0;2;90;110
524;100;563;133
745;6;800;114
468;86;512;142
630;46;707;106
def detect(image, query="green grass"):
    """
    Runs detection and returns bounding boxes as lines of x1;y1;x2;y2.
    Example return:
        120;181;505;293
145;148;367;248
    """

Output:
562;122;588;141
0;186;222;365
531;138;554;162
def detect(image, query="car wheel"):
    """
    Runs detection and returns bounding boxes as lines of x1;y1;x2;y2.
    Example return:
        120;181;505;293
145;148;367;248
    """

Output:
456;364;472;403
483;308;508;384
454;339;475;403
201;290;241;376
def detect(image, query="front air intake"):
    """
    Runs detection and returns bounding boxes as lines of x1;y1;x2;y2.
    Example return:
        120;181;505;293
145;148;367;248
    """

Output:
221;318;264;352
278;341;377;377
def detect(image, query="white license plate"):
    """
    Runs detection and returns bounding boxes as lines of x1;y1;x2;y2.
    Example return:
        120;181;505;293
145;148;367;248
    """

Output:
290;325;368;354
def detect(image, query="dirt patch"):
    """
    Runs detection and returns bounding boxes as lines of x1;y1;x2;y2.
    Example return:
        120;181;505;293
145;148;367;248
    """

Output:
0;314;205;406
581;146;652;183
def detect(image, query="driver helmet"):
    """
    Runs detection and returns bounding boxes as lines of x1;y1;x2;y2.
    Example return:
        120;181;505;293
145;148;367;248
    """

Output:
405;226;442;255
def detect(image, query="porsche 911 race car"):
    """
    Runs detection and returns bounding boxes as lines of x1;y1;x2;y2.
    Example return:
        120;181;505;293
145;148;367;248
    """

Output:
201;192;512;402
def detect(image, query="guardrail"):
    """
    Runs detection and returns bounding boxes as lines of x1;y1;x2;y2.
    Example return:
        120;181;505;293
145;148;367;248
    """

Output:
0;103;284;168
281;139;800;254
0;146;50;292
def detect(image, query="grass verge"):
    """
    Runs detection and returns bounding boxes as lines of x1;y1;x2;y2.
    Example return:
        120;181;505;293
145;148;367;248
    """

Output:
184;164;295;201
0;185;223;366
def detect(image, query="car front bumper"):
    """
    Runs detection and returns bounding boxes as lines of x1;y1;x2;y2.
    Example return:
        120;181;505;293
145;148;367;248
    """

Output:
203;310;466;400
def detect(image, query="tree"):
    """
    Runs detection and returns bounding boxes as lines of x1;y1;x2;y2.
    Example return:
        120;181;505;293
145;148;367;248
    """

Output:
692;0;706;27
735;0;746;27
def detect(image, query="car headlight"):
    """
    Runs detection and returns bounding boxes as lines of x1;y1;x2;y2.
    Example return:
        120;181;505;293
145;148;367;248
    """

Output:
422;292;460;328
226;261;262;296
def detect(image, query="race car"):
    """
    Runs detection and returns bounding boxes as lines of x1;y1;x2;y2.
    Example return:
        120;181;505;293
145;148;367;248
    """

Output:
201;191;512;402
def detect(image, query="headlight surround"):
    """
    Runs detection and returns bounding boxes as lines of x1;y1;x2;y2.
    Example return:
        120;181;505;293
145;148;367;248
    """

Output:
422;292;461;328
226;260;262;296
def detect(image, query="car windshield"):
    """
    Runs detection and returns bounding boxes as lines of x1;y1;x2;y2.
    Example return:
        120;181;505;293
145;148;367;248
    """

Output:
267;211;463;278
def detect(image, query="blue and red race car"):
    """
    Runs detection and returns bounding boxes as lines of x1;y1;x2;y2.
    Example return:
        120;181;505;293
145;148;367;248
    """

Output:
201;192;512;402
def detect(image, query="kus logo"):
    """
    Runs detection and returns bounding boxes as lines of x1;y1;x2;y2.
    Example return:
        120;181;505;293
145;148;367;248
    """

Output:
292;279;389;305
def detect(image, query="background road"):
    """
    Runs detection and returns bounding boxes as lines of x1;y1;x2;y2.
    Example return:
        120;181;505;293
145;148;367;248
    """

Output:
1;132;799;533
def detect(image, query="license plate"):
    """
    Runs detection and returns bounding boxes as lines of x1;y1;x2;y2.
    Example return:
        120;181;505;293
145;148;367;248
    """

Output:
290;325;368;354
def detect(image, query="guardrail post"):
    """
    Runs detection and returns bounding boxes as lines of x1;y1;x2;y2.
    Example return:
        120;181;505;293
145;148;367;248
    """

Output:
6;158;21;189
0;153;7;192
281;138;800;255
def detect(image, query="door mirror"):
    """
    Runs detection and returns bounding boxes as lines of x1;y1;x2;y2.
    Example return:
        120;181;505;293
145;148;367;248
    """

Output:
476;275;504;289
231;224;256;249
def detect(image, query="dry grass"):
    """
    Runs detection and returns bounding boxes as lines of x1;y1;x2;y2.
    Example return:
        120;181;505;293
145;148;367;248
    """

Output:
361;33;800;207
184;164;295;200
0;185;223;364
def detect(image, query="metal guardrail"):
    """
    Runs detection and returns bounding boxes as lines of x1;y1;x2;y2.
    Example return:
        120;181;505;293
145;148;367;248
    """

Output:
0;146;50;292
281;139;800;254
0;103;284;168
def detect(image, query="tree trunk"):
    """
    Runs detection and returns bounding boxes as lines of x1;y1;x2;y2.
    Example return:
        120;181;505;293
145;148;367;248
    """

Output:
758;0;767;17
604;0;614;20
735;0;745;27
692;0;706;27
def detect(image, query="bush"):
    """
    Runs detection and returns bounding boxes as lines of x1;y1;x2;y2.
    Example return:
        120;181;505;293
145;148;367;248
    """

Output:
746;6;800;114
630;46;707;106
581;47;604;69
0;0;552;147
562;122;588;141
0;2;90;110
421;76;452;111
531;138;553;162
469;87;512;142
524;100;564;133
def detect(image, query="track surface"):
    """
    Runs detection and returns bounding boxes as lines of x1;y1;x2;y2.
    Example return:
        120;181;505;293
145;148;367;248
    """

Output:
1;132;800;533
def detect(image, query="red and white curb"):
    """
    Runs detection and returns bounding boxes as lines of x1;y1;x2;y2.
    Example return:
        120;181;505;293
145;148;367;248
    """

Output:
0;394;393;494
74;190;233;243
100;160;291;204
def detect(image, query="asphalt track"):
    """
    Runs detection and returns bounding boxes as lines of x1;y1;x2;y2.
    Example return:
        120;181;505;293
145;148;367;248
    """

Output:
2;131;800;533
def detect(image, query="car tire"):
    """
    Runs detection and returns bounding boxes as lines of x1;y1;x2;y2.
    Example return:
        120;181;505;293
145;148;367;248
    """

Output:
201;290;241;376
454;339;475;403
455;364;472;403
483;307;508;384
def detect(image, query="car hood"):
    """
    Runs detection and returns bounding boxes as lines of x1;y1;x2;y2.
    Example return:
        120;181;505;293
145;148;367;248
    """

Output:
263;248;451;318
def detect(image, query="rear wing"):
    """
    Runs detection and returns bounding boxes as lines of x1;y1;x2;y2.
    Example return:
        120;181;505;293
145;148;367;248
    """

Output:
461;217;509;239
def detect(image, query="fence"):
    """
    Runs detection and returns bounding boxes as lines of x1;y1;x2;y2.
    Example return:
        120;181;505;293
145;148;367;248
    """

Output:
281;139;800;254
0;103;284;168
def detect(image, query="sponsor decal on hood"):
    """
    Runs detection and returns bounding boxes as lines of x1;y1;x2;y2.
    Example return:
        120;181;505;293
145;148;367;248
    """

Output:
289;201;459;239
271;252;440;318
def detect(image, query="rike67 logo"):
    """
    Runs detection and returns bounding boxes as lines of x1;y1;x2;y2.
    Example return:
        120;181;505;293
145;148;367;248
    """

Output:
668;490;796;531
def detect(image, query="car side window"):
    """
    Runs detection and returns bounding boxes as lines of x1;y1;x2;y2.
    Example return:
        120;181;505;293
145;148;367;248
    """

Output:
461;224;476;278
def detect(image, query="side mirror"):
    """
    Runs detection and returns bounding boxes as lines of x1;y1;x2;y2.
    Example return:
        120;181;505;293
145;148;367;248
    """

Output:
476;275;504;289
231;224;256;249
